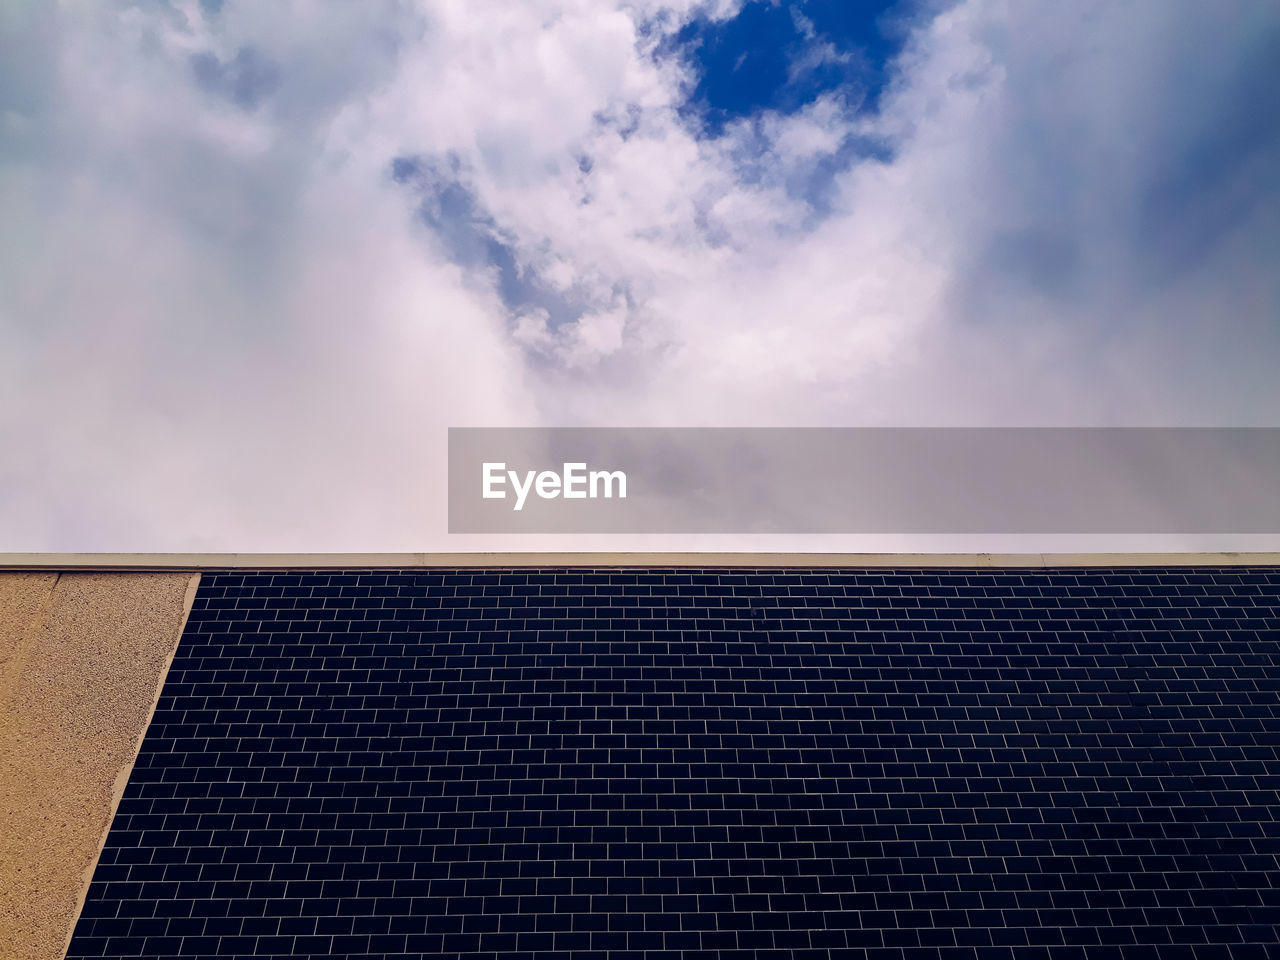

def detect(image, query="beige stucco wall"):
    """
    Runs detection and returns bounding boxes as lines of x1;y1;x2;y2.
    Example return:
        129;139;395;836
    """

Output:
0;572;199;960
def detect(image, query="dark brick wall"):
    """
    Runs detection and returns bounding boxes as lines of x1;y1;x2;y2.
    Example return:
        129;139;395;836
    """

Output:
67;568;1280;960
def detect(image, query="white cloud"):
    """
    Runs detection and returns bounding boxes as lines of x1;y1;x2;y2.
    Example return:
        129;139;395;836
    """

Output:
1;0;1277;551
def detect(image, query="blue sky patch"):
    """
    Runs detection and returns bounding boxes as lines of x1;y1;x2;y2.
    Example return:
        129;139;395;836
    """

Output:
390;155;587;329
190;46;280;111
673;0;919;136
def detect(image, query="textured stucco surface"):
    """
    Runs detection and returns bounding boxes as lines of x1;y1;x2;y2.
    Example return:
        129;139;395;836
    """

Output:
0;572;198;960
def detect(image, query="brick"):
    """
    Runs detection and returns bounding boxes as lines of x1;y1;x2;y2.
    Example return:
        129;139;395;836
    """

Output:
65;567;1280;960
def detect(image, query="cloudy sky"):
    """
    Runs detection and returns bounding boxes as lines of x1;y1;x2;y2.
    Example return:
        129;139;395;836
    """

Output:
2;0;1278;553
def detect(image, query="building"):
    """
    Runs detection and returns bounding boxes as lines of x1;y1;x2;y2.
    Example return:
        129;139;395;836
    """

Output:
3;554;1280;960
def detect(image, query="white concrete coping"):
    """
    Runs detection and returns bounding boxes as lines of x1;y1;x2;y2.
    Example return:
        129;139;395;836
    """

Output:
1;553;1279;570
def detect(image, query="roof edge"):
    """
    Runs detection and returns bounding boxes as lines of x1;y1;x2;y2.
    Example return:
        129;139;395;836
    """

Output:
2;552;1279;570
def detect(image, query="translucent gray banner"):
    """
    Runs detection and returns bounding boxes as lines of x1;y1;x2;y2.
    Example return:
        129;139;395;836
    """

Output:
447;428;1280;534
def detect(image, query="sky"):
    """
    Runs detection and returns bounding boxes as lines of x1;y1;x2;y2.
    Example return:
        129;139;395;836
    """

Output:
2;0;1279;553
